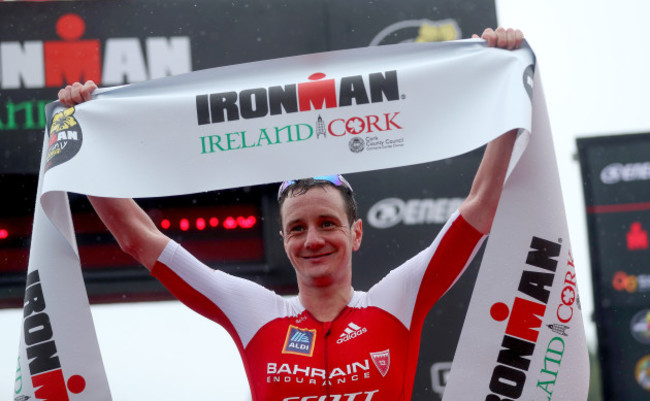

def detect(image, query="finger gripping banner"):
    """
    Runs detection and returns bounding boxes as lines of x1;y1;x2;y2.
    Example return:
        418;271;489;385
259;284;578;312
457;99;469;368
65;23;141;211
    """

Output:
15;39;589;400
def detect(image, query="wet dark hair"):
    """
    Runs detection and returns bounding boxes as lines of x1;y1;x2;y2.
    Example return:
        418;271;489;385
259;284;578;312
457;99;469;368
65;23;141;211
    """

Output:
278;178;358;227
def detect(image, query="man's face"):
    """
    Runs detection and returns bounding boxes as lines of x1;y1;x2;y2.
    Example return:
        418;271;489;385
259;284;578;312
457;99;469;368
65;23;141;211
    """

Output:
280;186;362;287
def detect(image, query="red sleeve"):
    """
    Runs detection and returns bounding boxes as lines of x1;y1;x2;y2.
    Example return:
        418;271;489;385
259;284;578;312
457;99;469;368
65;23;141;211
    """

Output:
411;212;485;327
366;211;485;331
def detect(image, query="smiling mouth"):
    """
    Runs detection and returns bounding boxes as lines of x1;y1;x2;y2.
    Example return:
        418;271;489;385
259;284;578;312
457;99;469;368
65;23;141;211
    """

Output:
303;252;334;260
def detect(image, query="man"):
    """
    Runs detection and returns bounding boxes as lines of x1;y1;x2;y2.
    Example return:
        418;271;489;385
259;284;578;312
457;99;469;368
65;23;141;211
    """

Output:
59;27;523;401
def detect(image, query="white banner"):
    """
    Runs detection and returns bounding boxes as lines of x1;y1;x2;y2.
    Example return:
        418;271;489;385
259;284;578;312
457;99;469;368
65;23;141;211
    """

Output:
442;72;590;401
15;39;589;400
16;142;112;399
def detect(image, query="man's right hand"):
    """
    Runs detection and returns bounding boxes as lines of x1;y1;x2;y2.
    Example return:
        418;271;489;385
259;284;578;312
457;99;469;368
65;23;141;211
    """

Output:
58;80;98;107
57;79;171;270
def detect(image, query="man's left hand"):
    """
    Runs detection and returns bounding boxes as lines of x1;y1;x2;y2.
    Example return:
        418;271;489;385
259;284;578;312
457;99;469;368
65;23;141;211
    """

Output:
472;27;524;50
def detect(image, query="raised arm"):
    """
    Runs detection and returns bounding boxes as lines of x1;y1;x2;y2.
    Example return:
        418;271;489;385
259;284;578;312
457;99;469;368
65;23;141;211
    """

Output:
459;129;517;234
459;27;524;234
87;197;169;270
59;81;170;270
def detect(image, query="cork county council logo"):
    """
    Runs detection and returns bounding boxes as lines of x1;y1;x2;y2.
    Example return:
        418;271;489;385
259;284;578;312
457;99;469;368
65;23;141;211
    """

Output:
349;137;365;153
46;107;83;171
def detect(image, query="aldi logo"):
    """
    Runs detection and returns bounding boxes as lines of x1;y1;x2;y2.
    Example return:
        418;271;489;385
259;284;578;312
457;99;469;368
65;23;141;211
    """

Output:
282;326;316;357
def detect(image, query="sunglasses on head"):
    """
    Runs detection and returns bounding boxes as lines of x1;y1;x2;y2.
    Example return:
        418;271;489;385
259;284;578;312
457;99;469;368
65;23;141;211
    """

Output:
277;174;353;201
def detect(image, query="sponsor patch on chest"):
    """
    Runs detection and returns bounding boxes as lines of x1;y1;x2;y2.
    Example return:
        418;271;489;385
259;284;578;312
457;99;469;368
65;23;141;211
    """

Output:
282;326;316;357
370;349;390;377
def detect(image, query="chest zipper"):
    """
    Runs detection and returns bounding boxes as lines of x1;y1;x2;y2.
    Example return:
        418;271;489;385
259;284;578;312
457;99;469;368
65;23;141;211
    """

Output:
323;321;332;399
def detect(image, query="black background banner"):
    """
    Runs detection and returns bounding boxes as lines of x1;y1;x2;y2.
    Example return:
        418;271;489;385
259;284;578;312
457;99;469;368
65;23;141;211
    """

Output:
1;1;496;400
578;133;650;400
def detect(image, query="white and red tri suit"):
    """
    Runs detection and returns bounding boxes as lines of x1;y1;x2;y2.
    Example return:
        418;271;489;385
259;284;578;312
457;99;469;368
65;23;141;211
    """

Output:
152;210;485;401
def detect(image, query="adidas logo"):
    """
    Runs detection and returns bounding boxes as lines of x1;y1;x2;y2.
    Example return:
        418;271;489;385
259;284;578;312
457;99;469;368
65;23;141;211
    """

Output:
337;322;368;344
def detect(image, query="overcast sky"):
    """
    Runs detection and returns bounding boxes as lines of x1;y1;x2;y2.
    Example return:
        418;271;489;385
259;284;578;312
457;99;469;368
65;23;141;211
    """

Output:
3;1;650;399
498;0;650;346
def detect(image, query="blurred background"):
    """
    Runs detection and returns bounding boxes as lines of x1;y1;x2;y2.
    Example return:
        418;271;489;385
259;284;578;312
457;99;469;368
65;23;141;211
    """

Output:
2;0;649;399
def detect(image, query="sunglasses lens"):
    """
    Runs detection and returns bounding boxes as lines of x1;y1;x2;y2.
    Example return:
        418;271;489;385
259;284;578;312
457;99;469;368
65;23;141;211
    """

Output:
313;175;342;186
277;180;296;200
277;175;351;200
